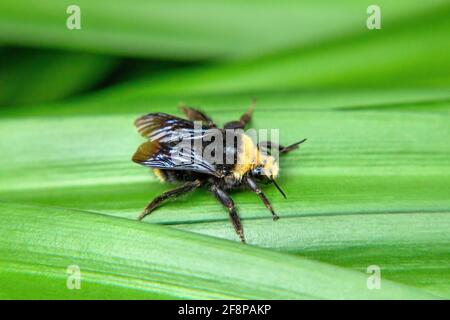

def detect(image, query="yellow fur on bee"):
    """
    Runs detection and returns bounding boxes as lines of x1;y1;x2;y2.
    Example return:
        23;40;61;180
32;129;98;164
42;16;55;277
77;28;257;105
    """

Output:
152;168;166;182
233;134;259;180
262;155;279;178
233;133;279;180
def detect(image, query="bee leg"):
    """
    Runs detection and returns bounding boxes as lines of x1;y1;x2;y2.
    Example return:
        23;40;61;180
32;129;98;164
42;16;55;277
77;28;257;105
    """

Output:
258;139;307;155
179;104;216;127
210;184;246;243
245;177;279;221
138;180;202;220
223;98;256;129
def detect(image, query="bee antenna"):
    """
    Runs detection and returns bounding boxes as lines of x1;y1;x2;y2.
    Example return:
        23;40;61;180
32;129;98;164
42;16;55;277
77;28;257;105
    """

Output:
291;138;307;148
271;178;287;199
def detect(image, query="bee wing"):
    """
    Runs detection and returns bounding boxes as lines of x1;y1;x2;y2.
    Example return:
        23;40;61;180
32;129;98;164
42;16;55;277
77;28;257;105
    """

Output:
132;140;221;177
135;113;210;143
133;113;223;176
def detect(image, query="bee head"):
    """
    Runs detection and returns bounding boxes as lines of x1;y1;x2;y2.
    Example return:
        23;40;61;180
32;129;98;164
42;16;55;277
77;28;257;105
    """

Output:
251;155;279;180
251;156;286;198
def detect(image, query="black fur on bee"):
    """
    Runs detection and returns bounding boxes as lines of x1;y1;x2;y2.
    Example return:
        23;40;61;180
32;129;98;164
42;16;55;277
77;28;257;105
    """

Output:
132;100;306;243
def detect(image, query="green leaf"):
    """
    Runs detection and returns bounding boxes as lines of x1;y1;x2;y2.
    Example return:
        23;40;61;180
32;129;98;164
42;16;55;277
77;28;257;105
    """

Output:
0;0;447;59
116;4;450;95
175;212;450;298
1;1;449;299
0;89;449;298
0;48;117;107
0;203;438;299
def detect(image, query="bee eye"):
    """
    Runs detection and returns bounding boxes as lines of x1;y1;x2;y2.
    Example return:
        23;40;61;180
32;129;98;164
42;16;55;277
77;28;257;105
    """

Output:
252;166;264;176
251;166;271;184
252;166;265;178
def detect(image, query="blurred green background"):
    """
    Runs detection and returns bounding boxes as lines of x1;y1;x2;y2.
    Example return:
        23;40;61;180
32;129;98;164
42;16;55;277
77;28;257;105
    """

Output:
0;0;449;299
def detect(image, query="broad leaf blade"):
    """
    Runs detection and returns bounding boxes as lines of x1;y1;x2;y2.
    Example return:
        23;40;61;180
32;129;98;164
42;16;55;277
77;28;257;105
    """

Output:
0;1;447;59
0;90;449;298
117;5;450;94
0;203;438;299
0;48;117;107
174;212;450;298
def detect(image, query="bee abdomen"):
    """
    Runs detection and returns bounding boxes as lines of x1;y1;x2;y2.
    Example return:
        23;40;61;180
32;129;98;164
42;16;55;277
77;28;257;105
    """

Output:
153;169;206;183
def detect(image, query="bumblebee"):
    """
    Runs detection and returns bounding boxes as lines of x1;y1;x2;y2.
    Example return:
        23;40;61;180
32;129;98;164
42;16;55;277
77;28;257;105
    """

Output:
132;100;306;243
